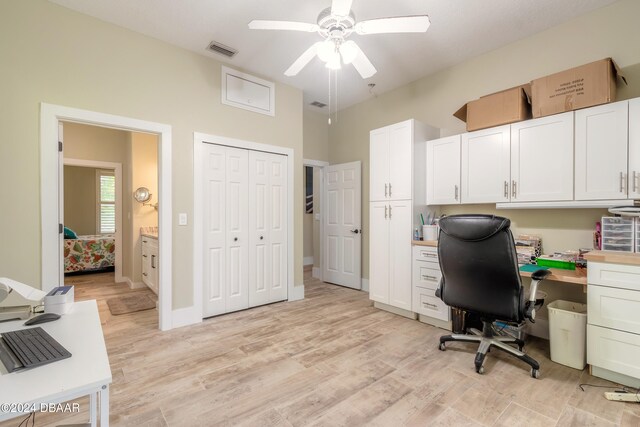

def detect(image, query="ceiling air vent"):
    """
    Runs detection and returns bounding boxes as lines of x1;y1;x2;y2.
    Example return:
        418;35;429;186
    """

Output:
310;101;327;108
207;41;238;58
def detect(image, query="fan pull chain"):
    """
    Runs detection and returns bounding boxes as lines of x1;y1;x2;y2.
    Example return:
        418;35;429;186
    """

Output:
328;69;332;125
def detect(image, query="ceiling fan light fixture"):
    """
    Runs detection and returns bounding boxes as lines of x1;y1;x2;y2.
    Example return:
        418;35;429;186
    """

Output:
339;40;358;64
317;40;336;63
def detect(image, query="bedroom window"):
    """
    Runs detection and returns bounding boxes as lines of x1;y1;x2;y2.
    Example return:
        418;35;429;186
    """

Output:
97;169;116;234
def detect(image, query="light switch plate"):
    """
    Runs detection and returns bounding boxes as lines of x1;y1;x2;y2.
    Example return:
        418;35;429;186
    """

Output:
178;213;188;226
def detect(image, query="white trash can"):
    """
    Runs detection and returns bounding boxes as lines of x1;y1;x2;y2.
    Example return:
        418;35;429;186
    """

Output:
547;300;587;370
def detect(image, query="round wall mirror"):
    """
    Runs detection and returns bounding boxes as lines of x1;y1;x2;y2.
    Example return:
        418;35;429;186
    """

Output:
134;187;152;203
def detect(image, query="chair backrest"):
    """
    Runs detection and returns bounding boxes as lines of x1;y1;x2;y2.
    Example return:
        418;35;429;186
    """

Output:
437;214;524;322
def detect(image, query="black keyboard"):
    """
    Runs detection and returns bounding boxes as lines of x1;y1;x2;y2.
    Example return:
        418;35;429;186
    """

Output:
0;327;71;372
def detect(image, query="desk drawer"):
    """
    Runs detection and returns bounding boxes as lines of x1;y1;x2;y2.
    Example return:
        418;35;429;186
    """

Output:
587;325;640;380
412;287;450;321
588;285;640;335
413;246;439;263
588;262;640;291
413;260;441;291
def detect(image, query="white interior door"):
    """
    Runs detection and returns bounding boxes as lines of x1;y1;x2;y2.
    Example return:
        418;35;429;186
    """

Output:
203;143;227;317
324;161;362;289
249;151;288;307
58;122;64;286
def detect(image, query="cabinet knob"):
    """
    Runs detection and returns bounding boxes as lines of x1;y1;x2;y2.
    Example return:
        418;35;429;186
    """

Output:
234;237;238;242
260;236;264;240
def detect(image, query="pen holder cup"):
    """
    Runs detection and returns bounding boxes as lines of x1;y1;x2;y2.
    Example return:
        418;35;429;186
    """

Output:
423;225;438;241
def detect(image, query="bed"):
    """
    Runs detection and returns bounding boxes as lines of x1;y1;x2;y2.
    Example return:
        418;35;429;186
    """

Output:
64;234;115;274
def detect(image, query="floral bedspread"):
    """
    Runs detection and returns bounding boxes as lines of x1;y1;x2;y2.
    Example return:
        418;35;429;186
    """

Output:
64;234;115;273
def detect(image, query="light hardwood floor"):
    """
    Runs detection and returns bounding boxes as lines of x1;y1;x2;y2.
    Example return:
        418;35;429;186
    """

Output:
2;272;638;427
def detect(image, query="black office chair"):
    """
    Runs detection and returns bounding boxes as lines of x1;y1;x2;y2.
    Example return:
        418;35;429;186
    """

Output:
435;214;550;378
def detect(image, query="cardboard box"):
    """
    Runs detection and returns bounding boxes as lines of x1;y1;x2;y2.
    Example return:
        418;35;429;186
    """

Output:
531;58;626;118
454;84;531;132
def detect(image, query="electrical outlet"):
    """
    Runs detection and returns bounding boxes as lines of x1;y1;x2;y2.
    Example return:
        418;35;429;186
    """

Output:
178;213;188;226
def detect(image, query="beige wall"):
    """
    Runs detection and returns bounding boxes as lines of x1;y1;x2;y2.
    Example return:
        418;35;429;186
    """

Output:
63;165;97;235
328;0;640;283
0;0;304;310
303;110;329;162
131;132;158;282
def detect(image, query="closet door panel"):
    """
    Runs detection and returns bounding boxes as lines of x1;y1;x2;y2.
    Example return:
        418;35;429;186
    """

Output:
203;144;227;317
225;147;249;312
268;153;288;302
249;152;270;307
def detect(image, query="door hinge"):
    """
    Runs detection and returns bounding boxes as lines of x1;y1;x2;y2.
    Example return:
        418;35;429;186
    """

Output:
58;141;63;152
59;223;63;234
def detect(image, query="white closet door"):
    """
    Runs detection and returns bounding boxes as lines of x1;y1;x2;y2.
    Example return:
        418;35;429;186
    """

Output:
203;144;227;317
248;151;288;307
225;147;250;313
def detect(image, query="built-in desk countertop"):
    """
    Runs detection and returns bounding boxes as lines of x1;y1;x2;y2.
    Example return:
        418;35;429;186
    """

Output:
583;250;640;266
412;240;588;287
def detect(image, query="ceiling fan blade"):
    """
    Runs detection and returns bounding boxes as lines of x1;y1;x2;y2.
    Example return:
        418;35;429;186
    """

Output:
248;20;319;32
355;15;431;35
331;0;353;17
349;42;377;79
285;43;321;76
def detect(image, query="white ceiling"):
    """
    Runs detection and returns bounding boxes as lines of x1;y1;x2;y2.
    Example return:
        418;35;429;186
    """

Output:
49;0;619;112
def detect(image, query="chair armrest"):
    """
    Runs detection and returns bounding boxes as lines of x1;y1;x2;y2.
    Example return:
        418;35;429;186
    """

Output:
525;269;551;322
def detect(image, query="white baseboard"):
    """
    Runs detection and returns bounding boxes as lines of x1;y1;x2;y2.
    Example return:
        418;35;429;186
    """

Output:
303;256;314;266
290;283;305;301
171;307;202;329
361;278;369;292
124;277;146;290
312;267;321;279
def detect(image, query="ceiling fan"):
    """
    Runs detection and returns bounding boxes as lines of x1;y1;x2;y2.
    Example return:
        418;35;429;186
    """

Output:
248;0;430;79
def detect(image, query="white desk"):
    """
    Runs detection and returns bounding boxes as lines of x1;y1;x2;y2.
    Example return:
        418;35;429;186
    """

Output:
0;300;112;426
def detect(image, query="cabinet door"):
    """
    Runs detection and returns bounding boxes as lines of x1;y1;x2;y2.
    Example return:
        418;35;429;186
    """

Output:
141;240;151;287
388;121;413;200
629;99;640;199
369;202;389;304
427;135;461;205
388;200;412;311
150;246;159;295
575;101;629;200
370;128;389;202
461;126;511;203
510;112;574;202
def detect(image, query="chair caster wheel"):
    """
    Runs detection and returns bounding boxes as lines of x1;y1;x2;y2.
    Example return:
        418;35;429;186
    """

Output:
439;342;446;351
531;368;540;379
518;345;524;352
476;366;484;374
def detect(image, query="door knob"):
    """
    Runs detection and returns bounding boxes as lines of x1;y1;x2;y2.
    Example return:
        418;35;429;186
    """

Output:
351;229;361;234
234;237;238;242
260;236;264;240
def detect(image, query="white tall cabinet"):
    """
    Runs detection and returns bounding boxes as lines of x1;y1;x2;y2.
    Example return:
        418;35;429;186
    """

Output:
202;143;288;318
369;119;437;314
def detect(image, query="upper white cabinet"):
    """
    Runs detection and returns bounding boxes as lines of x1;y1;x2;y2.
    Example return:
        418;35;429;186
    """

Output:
370;121;412;201
370;128;390;202
461;125;511;204
427;135;461;205
510;112;574;202
575;101;629;200
628;99;640;199
370;120;437;202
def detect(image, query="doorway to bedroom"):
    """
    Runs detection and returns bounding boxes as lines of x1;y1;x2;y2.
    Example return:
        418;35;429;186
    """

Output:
60;121;160;323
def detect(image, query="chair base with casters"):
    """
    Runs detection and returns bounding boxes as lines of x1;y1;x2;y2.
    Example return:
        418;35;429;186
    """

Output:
438;320;540;378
